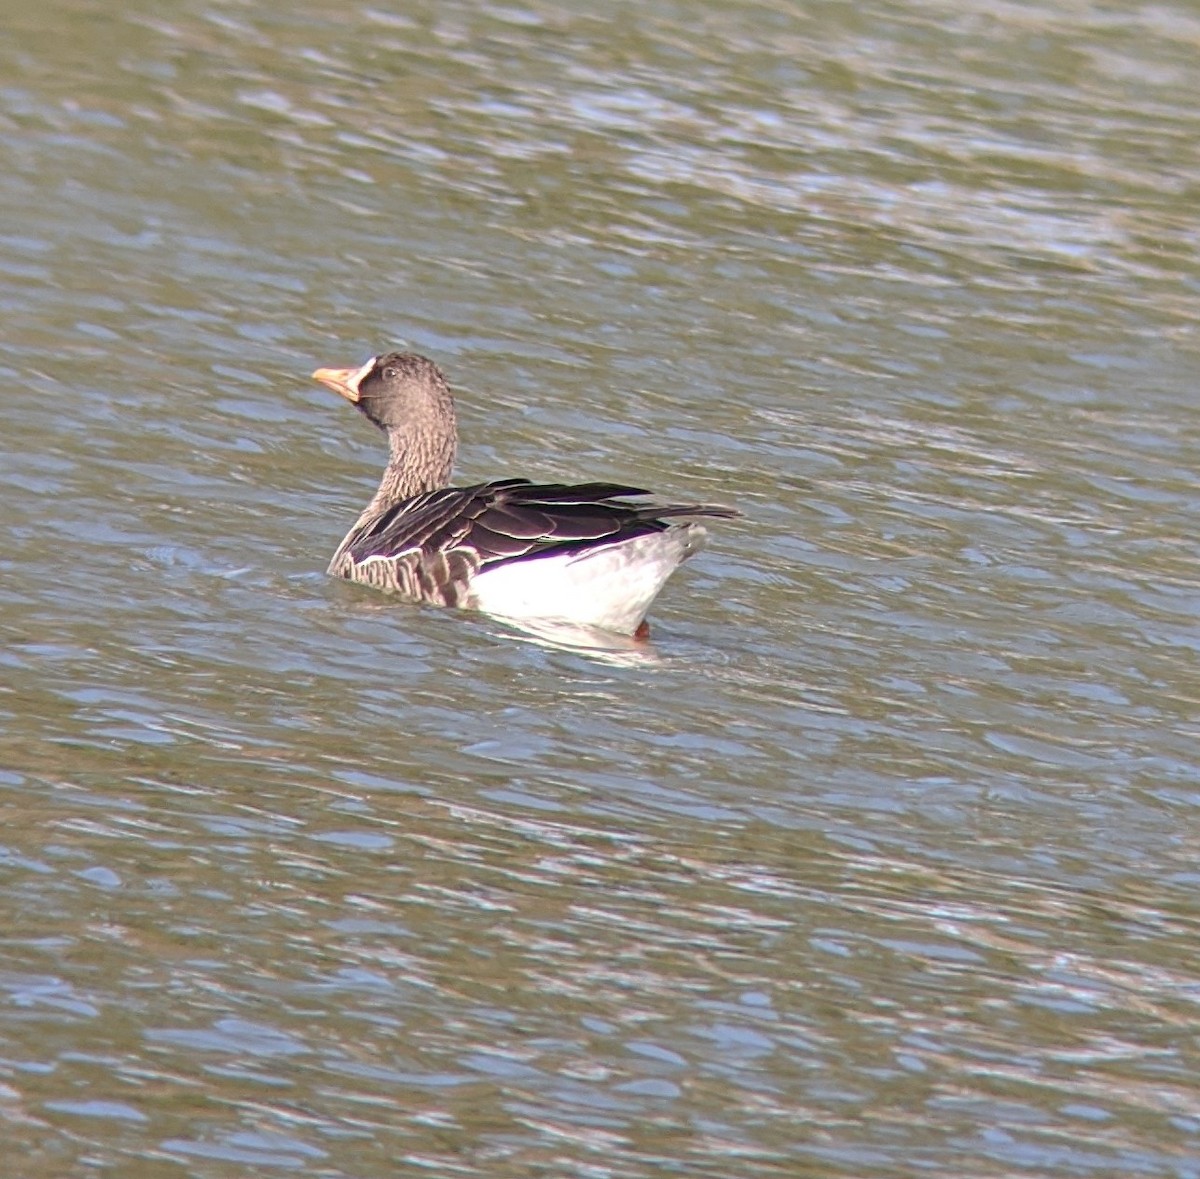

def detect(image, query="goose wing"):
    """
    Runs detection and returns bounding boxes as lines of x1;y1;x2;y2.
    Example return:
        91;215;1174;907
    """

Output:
345;479;739;570
347;480;630;565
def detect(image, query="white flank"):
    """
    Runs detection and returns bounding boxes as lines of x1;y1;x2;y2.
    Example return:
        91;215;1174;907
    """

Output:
467;524;708;635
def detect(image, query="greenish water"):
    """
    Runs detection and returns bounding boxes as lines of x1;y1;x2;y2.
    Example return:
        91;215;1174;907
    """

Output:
2;1;1199;1175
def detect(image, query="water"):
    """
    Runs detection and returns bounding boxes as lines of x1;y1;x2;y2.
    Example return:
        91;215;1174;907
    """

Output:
2;0;1199;1175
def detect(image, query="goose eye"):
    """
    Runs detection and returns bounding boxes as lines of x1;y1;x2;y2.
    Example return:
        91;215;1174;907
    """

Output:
382;366;397;381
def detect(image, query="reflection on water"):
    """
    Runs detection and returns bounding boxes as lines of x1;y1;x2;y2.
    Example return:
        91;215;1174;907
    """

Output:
497;616;665;666
2;0;1200;1175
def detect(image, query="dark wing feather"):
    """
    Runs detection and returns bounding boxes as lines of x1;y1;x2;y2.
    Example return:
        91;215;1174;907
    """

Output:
505;482;651;504
344;484;500;565
345;479;740;573
464;521;539;562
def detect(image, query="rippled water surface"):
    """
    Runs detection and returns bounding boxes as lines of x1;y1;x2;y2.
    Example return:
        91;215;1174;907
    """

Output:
3;0;1200;1175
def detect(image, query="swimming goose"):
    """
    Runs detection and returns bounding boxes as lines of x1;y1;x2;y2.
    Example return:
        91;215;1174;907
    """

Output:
312;352;738;636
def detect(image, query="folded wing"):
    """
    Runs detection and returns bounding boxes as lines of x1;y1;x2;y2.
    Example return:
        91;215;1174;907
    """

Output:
344;479;737;572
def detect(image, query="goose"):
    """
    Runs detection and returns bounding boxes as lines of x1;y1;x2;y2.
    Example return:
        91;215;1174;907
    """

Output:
312;352;737;637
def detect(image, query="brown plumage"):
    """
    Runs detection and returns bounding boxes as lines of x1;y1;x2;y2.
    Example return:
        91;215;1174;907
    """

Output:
312;352;738;634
